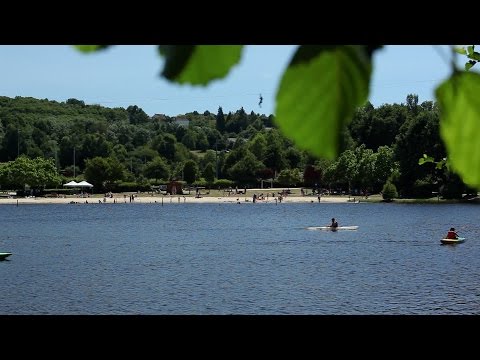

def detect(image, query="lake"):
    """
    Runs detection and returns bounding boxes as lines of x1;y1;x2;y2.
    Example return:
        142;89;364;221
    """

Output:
1;202;479;314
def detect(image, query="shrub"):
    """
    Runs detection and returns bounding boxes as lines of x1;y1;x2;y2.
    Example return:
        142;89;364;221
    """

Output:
214;179;235;189
192;178;208;187
111;181;151;193
411;179;436;198
440;182;464;199
382;181;398;201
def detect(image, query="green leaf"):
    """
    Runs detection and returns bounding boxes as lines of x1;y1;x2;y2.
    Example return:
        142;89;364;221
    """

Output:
454;47;467;55
468;52;480;61
467;45;474;55
436;71;480;188
465;61;476;71
275;45;372;159
365;45;383;57
418;154;434;165
159;45;243;85
158;45;195;79
73;45;109;53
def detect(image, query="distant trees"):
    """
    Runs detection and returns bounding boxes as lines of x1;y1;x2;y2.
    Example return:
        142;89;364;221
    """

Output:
277;168;303;187
406;94;419;115
349;102;407;150
263;130;288;173
84;156;125;190
0;93;472;198
0;156;60;190
203;163;215;184
157;134;177;160
394;106;443;196
126;105;150;125
227;151;263;185
183;160;198;184
248;133;267;161
372;146;397;192
66;98;85;107
303;164;322;188
216;106;225;133
144;157;170;182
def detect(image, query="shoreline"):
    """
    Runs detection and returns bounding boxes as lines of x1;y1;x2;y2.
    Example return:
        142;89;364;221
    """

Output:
0;194;356;205
1;194;474;206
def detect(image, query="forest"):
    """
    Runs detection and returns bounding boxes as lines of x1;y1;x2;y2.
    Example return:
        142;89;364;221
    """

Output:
0;94;475;199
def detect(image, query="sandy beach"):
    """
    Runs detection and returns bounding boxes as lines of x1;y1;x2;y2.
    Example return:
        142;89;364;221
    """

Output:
0;194;356;205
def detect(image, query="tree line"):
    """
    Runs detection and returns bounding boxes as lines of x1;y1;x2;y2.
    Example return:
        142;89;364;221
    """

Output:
0;94;474;199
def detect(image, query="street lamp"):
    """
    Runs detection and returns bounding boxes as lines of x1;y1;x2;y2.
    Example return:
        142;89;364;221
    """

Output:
215;141;218;179
73;146;76;178
54;147;58;174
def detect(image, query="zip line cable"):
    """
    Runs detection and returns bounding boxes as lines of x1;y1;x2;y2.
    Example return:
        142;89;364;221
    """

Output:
82;91;274;105
78;76;445;106
8;77;444;111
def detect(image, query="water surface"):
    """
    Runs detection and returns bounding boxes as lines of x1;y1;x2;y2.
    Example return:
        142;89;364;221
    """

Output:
1;202;479;314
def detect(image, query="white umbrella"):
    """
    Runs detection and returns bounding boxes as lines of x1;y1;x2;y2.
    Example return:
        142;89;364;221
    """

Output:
63;181;79;187
77;181;93;188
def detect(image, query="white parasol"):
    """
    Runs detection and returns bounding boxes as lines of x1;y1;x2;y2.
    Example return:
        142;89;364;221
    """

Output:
77;180;93;188
63;181;79;187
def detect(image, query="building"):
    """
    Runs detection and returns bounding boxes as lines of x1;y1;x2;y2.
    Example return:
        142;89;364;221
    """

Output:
167;180;183;195
152;114;190;128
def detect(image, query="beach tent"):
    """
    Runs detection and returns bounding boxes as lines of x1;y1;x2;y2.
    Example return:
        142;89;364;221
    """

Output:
77;181;93;188
63;181;79;187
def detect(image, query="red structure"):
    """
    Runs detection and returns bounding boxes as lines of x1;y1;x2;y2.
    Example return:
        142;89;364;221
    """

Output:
167;181;183;195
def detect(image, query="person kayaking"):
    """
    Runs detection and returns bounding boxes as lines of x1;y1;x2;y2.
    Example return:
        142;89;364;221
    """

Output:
445;227;459;239
330;218;338;228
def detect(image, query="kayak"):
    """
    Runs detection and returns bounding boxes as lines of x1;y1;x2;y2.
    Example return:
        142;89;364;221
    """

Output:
307;226;359;231
0;252;12;260
440;237;465;244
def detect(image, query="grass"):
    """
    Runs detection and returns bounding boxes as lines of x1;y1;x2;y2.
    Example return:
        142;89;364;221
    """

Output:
73;188;478;204
360;194;470;204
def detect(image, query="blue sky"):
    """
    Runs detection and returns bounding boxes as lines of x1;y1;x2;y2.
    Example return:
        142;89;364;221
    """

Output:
0;45;462;117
